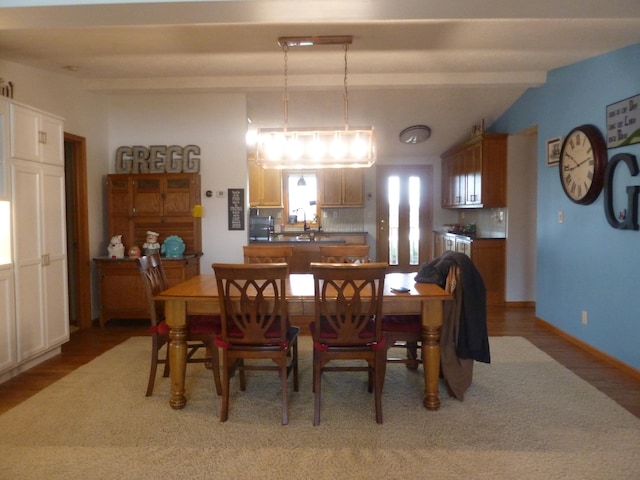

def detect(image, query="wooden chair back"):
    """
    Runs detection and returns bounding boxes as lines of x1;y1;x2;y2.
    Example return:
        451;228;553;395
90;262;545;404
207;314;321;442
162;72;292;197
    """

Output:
318;244;370;264
137;253;169;327
309;262;387;346
243;245;293;272
213;262;290;345
212;262;299;424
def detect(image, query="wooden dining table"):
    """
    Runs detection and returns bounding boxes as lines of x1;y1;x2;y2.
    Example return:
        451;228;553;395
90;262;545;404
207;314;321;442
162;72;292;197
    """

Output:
156;271;452;411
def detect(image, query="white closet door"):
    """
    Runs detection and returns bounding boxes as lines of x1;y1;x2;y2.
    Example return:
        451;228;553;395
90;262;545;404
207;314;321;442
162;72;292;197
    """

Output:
41;164;69;347
11;160;46;362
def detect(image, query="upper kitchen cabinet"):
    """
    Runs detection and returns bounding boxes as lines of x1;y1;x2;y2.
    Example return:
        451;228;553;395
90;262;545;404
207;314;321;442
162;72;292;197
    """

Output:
320;168;364;207
9;103;64;167
440;133;507;208
248;160;282;207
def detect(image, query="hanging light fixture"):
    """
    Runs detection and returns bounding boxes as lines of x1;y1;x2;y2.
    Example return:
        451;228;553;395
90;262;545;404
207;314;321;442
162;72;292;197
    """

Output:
255;36;376;169
297;174;306;186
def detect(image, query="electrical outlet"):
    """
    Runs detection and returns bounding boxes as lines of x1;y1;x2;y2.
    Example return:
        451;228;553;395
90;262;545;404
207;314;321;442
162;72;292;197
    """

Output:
581;311;588;325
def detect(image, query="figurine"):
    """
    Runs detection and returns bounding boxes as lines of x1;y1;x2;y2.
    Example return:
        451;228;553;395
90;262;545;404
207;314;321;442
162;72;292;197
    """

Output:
143;231;160;255
161;235;186;258
128;245;141;258
107;234;125;259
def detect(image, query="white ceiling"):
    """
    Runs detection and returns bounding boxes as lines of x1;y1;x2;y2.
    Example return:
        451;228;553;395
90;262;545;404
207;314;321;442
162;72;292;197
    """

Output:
1;0;640;161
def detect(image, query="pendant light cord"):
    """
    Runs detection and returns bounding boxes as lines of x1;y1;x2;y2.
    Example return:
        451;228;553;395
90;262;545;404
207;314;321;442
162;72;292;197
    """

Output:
283;44;289;131
344;42;349;131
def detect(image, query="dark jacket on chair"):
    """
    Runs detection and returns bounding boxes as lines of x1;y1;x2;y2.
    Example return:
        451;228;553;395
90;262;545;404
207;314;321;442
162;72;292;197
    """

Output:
415;251;490;363
414;251;490;400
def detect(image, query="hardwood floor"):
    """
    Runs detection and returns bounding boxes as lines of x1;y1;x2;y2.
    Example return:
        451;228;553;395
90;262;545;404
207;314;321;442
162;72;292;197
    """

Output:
1;307;639;417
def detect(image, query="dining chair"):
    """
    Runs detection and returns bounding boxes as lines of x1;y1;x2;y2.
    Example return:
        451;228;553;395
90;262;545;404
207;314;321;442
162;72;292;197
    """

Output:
137;253;222;397
243;245;294;272
318;244;370;264
382;261;461;371
309;261;388;425
212;262;299;425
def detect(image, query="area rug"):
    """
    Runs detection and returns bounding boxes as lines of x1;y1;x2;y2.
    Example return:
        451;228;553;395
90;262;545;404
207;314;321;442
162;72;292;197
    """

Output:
0;336;638;479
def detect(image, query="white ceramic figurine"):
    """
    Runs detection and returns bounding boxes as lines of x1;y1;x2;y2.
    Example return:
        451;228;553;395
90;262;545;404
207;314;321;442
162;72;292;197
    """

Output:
107;234;125;259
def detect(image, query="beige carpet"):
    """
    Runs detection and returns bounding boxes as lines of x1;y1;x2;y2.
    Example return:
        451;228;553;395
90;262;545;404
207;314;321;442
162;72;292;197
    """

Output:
0;336;638;479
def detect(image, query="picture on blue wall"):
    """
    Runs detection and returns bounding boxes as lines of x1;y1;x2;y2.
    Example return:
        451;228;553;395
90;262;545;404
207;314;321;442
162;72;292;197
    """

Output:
606;93;640;149
546;136;562;166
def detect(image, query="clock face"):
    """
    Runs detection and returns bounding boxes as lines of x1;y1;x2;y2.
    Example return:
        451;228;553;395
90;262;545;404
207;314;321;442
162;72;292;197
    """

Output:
558;125;607;205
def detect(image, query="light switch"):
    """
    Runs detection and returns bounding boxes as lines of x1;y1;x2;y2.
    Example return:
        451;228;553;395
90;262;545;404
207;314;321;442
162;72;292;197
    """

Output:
558;211;564;224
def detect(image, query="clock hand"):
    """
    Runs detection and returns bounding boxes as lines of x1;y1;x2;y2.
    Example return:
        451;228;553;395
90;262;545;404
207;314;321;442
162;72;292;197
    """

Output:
575;157;591;168
564;152;579;166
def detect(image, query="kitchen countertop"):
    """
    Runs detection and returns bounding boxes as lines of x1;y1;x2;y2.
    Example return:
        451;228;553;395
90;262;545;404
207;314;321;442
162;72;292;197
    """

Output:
250;231;368;244
249;237;346;244
435;229;505;241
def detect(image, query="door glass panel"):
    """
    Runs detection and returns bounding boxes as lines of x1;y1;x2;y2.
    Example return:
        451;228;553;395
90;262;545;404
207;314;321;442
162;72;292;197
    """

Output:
388;176;399;265
409;176;420;265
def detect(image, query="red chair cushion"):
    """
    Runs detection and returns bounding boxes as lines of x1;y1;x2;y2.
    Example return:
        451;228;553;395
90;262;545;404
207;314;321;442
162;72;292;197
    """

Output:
381;314;421;334
153;314;221;336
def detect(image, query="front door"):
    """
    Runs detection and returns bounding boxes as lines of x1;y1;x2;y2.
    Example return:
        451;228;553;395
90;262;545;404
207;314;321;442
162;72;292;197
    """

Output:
376;165;433;272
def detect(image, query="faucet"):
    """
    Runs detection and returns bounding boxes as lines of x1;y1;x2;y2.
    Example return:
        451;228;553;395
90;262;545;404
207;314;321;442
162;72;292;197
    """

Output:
296;208;309;232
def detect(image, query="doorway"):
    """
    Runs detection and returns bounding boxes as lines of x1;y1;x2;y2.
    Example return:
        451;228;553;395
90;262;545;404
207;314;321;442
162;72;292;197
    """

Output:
64;133;92;330
376;165;433;272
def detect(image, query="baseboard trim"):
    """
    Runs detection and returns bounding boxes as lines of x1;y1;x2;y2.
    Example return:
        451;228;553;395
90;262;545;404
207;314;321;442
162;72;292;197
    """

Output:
505;301;535;308
535;317;640;382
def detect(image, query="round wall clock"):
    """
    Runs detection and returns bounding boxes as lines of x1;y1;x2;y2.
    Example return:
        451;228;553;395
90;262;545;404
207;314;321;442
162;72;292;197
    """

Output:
558;124;607;205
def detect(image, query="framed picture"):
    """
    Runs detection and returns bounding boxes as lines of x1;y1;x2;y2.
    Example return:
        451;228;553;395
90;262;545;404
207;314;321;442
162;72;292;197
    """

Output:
606;93;640;149
546;136;562;166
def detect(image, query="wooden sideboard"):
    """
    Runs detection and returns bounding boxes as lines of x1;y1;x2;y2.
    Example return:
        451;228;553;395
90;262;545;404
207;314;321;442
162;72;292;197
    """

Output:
106;173;202;254
94;255;201;327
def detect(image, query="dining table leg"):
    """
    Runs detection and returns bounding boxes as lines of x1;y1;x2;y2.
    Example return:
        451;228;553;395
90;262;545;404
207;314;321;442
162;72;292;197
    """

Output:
165;299;188;409
421;299;443;410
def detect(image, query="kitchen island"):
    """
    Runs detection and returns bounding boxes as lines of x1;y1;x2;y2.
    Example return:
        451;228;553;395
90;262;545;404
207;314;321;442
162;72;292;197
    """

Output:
249;231;367;273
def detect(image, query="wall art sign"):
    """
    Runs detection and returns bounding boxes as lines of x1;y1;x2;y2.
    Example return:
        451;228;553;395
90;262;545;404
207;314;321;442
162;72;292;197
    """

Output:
606;94;640;149
228;188;245;231
115;145;201;173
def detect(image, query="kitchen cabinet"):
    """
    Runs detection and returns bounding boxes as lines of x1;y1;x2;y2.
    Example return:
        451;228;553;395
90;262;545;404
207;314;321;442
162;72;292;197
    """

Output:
0;265;16;374
106;173;202;254
0;98;68;382
0;100;8;198
248;161;282;207
432;231;505;306
454;236;471;257
440;133;507;208
94;255;201;327
320;168;363;206
11;159;69;361
9;102;64;167
433;232;456;258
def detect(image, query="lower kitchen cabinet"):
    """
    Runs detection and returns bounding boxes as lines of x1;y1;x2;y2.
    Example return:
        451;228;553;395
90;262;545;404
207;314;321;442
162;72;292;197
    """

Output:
433;231;505;306
0;265;16;375
94;254;201;327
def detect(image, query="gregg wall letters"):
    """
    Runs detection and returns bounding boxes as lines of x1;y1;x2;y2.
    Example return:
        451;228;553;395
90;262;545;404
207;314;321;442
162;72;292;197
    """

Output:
115;145;201;173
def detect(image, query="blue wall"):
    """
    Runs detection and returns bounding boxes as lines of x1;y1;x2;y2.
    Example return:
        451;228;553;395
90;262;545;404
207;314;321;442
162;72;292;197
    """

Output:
492;43;640;370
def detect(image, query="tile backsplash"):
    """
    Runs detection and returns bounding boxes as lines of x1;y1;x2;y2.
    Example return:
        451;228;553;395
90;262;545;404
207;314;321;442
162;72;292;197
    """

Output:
458;208;507;238
255;207;364;233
